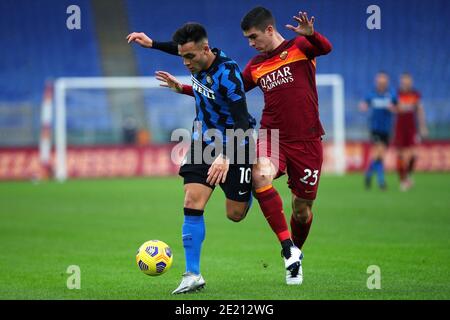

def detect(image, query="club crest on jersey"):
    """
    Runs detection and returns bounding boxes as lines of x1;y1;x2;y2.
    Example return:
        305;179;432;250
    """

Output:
191;75;216;99
206;75;213;85
279;50;288;60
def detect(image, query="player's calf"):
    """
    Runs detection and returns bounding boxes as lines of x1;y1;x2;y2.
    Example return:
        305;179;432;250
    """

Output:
291;197;314;250
292;198;313;224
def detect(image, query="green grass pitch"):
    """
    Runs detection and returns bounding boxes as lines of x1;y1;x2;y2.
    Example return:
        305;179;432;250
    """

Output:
0;173;449;300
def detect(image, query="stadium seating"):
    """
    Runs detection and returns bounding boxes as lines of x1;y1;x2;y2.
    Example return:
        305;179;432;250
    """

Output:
125;0;450;139
0;0;104;144
0;0;448;145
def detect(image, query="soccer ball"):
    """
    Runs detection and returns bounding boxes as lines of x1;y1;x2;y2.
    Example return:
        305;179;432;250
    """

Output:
136;240;173;276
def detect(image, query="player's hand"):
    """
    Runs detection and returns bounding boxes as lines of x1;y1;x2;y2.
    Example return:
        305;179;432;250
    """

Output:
155;71;183;93
359;101;369;112
126;32;153;48
420;126;429;138
388;103;398;113
285;11;315;36
206;155;230;186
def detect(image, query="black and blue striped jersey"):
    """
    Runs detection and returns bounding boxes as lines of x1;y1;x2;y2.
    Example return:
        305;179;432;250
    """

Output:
150;42;256;148
190;48;256;145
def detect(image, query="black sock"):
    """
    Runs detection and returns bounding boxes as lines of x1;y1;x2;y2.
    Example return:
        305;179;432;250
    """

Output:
281;239;294;258
408;156;416;174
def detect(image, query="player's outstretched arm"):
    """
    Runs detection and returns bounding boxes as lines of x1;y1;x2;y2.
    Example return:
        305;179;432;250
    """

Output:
286;11;332;57
286;11;315;36
155;71;182;92
128;32;193;95
126;32;179;56
127;32;153;48
417;103;429;138
155;71;194;96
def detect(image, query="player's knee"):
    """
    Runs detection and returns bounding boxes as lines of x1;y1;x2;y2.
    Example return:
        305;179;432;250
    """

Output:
226;208;246;222
184;191;204;210
227;213;245;222
252;164;272;187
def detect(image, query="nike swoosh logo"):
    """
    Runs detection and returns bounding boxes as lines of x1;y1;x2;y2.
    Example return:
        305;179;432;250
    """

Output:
238;191;249;195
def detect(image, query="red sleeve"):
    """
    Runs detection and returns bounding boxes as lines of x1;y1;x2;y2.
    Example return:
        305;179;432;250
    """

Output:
242;61;257;92
295;31;332;59
415;91;422;109
181;84;194;97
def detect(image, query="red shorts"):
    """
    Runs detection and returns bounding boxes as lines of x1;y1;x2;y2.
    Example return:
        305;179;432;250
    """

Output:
393;129;418;148
257;134;323;200
394;117;417;148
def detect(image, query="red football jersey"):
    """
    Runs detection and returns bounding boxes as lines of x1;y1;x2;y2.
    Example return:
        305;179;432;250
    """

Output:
393;90;421;147
242;31;332;142
396;90;421;131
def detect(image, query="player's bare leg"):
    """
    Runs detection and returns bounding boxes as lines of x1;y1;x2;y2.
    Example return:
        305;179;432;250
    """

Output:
398;147;414;191
252;157;302;284
172;183;212;294
291;196;314;249
183;183;212;209
407;147;417;184
225;199;251;222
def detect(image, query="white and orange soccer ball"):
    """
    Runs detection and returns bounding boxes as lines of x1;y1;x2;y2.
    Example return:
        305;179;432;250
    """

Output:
136;240;173;276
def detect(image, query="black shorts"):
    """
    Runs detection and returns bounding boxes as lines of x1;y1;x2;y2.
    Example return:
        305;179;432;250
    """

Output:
370;131;390;146
179;140;253;202
179;163;252;202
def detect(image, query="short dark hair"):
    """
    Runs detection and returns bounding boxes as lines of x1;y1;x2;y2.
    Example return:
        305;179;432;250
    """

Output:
172;23;208;45
241;6;275;31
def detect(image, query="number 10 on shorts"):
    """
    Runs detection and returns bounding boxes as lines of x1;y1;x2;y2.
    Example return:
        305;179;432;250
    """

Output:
239;167;251;184
300;169;319;186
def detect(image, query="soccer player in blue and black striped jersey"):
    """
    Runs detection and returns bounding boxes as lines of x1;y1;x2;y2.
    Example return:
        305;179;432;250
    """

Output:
127;23;256;294
359;72;397;190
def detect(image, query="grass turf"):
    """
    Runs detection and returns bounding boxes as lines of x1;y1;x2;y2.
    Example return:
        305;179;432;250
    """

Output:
0;173;449;300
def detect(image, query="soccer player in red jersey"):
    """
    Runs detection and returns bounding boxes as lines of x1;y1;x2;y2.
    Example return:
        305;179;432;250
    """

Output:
393;73;428;191
240;7;332;284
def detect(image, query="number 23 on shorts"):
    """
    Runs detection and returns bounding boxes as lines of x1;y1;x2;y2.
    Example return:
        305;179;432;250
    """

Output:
300;168;319;186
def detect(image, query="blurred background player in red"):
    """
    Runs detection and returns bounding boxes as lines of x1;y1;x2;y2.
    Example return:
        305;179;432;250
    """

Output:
359;72;397;190
393;73;428;191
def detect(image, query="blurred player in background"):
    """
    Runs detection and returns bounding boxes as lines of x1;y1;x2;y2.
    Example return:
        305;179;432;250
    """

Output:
359;72;397;190
240;7;332;285
393;73;428;191
127;23;256;294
